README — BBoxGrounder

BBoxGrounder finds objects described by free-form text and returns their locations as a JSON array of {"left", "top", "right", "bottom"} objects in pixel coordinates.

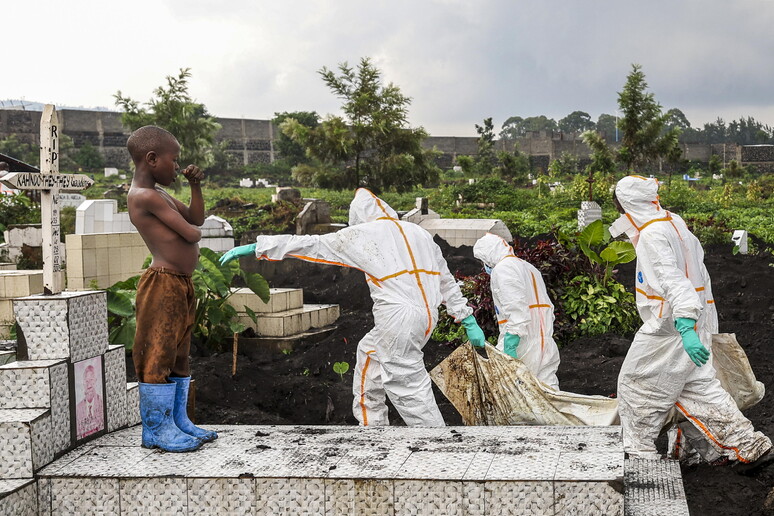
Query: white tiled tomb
[
  {"left": 14, "top": 291, "right": 107, "bottom": 362},
  {"left": 35, "top": 425, "right": 632, "bottom": 515}
]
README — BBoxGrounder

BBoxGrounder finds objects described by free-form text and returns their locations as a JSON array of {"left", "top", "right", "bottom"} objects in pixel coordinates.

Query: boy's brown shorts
[{"left": 132, "top": 267, "right": 196, "bottom": 384}]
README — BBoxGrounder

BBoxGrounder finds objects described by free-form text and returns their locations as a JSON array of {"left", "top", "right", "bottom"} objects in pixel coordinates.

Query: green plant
[
  {"left": 192, "top": 248, "right": 270, "bottom": 350},
  {"left": 106, "top": 276, "right": 139, "bottom": 350},
  {"left": 0, "top": 193, "right": 39, "bottom": 238},
  {"left": 577, "top": 220, "right": 636, "bottom": 285},
  {"left": 431, "top": 305, "right": 468, "bottom": 346},
  {"left": 333, "top": 361, "right": 350, "bottom": 380},
  {"left": 562, "top": 275, "right": 639, "bottom": 337}
]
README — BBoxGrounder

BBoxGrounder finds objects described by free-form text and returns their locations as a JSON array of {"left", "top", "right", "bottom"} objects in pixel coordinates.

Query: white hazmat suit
[
  {"left": 613, "top": 175, "right": 771, "bottom": 462},
  {"left": 472, "top": 233, "right": 561, "bottom": 389},
  {"left": 249, "top": 188, "right": 473, "bottom": 427}
]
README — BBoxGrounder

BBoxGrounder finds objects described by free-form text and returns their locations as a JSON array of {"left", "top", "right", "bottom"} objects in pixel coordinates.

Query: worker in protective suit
[
  {"left": 472, "top": 233, "right": 560, "bottom": 390},
  {"left": 220, "top": 188, "right": 486, "bottom": 427},
  {"left": 612, "top": 175, "right": 772, "bottom": 471}
]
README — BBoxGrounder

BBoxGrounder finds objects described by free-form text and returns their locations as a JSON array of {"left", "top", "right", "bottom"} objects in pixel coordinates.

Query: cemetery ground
[{"left": 122, "top": 238, "right": 774, "bottom": 516}]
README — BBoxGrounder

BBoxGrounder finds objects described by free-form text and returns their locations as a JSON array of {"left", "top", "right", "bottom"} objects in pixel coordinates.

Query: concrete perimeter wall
[{"left": 0, "top": 109, "right": 768, "bottom": 172}]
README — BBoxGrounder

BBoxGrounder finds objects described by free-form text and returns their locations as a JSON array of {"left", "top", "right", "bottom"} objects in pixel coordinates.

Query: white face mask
[{"left": 609, "top": 215, "right": 640, "bottom": 246}]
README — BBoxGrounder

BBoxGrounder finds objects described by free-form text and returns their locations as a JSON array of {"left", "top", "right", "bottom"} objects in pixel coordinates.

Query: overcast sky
[{"left": 5, "top": 0, "right": 774, "bottom": 136}]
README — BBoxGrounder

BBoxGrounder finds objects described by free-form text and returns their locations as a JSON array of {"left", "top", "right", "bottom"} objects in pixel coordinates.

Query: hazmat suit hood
[
  {"left": 610, "top": 176, "right": 664, "bottom": 244},
  {"left": 473, "top": 233, "right": 514, "bottom": 269},
  {"left": 348, "top": 188, "right": 399, "bottom": 226}
]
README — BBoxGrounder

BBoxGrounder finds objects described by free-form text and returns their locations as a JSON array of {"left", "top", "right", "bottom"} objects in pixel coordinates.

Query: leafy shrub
[
  {"left": 682, "top": 213, "right": 734, "bottom": 245},
  {"left": 431, "top": 272, "right": 498, "bottom": 347},
  {"left": 576, "top": 220, "right": 636, "bottom": 285},
  {"left": 562, "top": 275, "right": 638, "bottom": 337},
  {"left": 0, "top": 193, "right": 39, "bottom": 238}
]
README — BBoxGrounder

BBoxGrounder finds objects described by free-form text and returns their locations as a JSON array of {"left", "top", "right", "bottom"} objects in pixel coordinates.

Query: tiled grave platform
[
  {"left": 228, "top": 287, "right": 340, "bottom": 337},
  {"left": 30, "top": 425, "right": 687, "bottom": 515}
]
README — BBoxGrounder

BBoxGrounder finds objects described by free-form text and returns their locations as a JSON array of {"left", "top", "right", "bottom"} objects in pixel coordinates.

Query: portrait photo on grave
[{"left": 72, "top": 356, "right": 106, "bottom": 441}]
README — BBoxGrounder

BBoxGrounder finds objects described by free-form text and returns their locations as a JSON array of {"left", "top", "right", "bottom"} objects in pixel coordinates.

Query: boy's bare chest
[{"left": 155, "top": 187, "right": 180, "bottom": 212}]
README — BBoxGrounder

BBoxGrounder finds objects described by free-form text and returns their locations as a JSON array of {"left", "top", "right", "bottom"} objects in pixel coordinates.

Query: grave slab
[
  {"left": 14, "top": 291, "right": 107, "bottom": 362},
  {"left": 244, "top": 304, "right": 340, "bottom": 337},
  {"left": 32, "top": 425, "right": 689, "bottom": 515},
  {"left": 36, "top": 425, "right": 628, "bottom": 515},
  {"left": 624, "top": 458, "right": 690, "bottom": 516},
  {"left": 104, "top": 345, "right": 128, "bottom": 432},
  {"left": 0, "top": 360, "right": 70, "bottom": 456},
  {"left": 125, "top": 383, "right": 139, "bottom": 427},
  {"left": 0, "top": 408, "right": 53, "bottom": 478},
  {"left": 0, "top": 478, "right": 37, "bottom": 516},
  {"left": 227, "top": 287, "right": 304, "bottom": 313},
  {"left": 578, "top": 200, "right": 603, "bottom": 229}
]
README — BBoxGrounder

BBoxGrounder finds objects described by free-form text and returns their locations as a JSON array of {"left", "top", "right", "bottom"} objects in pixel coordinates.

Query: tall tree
[
  {"left": 0, "top": 135, "right": 40, "bottom": 166},
  {"left": 114, "top": 68, "right": 221, "bottom": 169},
  {"left": 581, "top": 129, "right": 617, "bottom": 200},
  {"left": 283, "top": 57, "right": 439, "bottom": 192},
  {"left": 664, "top": 108, "right": 691, "bottom": 130},
  {"left": 74, "top": 142, "right": 105, "bottom": 173},
  {"left": 272, "top": 111, "right": 319, "bottom": 166},
  {"left": 596, "top": 114, "right": 618, "bottom": 141},
  {"left": 499, "top": 116, "right": 524, "bottom": 139},
  {"left": 474, "top": 117, "right": 496, "bottom": 173},
  {"left": 499, "top": 115, "right": 558, "bottom": 139},
  {"left": 558, "top": 111, "right": 595, "bottom": 134},
  {"left": 726, "top": 116, "right": 772, "bottom": 144},
  {"left": 702, "top": 118, "right": 727, "bottom": 144},
  {"left": 617, "top": 64, "right": 681, "bottom": 171}
]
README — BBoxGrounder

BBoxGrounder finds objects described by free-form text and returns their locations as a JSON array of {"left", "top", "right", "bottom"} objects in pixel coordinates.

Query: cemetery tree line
[{"left": 2, "top": 61, "right": 772, "bottom": 193}]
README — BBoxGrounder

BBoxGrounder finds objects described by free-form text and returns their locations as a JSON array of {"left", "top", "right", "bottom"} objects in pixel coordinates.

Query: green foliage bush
[
  {"left": 561, "top": 275, "right": 639, "bottom": 337},
  {"left": 0, "top": 194, "right": 40, "bottom": 239}
]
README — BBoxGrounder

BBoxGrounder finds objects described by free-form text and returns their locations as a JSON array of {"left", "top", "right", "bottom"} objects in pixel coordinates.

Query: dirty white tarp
[
  {"left": 430, "top": 333, "right": 762, "bottom": 427},
  {"left": 430, "top": 343, "right": 619, "bottom": 426}
]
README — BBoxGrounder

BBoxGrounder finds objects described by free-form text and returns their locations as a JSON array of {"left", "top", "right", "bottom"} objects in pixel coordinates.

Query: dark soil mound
[{"left": 126, "top": 239, "right": 774, "bottom": 516}]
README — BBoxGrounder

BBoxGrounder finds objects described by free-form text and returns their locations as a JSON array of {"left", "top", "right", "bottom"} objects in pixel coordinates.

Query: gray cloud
[{"left": 5, "top": 0, "right": 774, "bottom": 135}]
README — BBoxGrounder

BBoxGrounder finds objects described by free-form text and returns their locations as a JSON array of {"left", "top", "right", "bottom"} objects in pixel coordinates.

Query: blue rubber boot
[
  {"left": 169, "top": 376, "right": 218, "bottom": 442},
  {"left": 139, "top": 382, "right": 203, "bottom": 452}
]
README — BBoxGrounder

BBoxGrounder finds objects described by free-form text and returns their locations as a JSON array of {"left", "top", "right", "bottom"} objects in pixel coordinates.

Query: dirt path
[{"left": 153, "top": 241, "right": 774, "bottom": 516}]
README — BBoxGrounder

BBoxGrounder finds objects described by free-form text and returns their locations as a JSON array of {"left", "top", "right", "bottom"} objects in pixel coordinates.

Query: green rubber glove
[
  {"left": 461, "top": 315, "right": 486, "bottom": 348},
  {"left": 503, "top": 333, "right": 521, "bottom": 358},
  {"left": 219, "top": 244, "right": 257, "bottom": 266},
  {"left": 675, "top": 317, "right": 710, "bottom": 367}
]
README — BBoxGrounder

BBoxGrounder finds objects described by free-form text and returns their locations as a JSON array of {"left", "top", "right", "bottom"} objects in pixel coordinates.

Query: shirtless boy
[{"left": 127, "top": 125, "right": 216, "bottom": 452}]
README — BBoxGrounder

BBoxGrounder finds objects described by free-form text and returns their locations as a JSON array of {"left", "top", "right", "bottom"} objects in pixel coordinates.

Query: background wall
[{"left": 0, "top": 108, "right": 766, "bottom": 172}]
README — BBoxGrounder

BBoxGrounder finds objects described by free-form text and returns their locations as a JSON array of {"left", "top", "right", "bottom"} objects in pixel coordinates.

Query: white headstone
[
  {"left": 58, "top": 193, "right": 87, "bottom": 208},
  {"left": 0, "top": 105, "right": 94, "bottom": 294},
  {"left": 104, "top": 168, "right": 119, "bottom": 177},
  {"left": 731, "top": 230, "right": 748, "bottom": 254},
  {"left": 577, "top": 201, "right": 602, "bottom": 230}
]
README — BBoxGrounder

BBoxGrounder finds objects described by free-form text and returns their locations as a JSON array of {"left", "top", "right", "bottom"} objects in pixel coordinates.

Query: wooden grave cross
[{"left": 0, "top": 105, "right": 94, "bottom": 294}]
